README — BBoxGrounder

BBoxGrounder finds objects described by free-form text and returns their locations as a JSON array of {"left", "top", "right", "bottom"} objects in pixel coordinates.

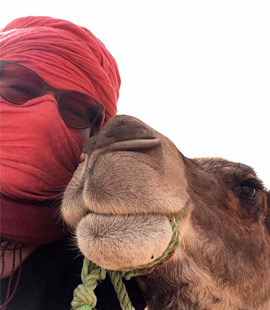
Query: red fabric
[
  {"left": 0, "top": 95, "right": 82, "bottom": 200},
  {"left": 0, "top": 16, "right": 121, "bottom": 245},
  {"left": 1, "top": 195, "right": 69, "bottom": 245},
  {"left": 1, "top": 16, "right": 120, "bottom": 119}
]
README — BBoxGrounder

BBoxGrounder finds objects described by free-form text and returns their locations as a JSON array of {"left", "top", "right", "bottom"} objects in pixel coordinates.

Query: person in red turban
[{"left": 0, "top": 16, "right": 146, "bottom": 310}]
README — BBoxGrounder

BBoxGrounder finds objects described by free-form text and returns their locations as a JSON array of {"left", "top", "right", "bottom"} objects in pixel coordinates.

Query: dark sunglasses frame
[{"left": 0, "top": 60, "right": 105, "bottom": 130}]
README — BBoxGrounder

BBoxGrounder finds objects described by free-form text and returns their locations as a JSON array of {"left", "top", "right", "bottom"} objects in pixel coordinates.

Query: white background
[{"left": 1, "top": 0, "right": 269, "bottom": 188}]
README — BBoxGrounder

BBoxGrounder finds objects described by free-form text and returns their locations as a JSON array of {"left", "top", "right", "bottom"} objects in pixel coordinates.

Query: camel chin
[{"left": 76, "top": 212, "right": 173, "bottom": 271}]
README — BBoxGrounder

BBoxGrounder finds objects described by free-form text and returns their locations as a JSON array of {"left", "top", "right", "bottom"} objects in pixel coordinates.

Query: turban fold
[{"left": 0, "top": 16, "right": 121, "bottom": 245}]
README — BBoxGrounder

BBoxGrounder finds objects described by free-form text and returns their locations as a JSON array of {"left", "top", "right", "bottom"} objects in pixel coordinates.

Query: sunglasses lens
[
  {"left": 59, "top": 91, "right": 102, "bottom": 129},
  {"left": 0, "top": 64, "right": 43, "bottom": 104},
  {"left": 0, "top": 62, "right": 104, "bottom": 130}
]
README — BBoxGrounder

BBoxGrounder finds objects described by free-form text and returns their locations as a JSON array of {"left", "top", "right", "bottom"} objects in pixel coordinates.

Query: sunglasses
[{"left": 0, "top": 60, "right": 105, "bottom": 130}]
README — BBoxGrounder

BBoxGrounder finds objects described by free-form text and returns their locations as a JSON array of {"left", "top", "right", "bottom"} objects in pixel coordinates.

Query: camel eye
[{"left": 241, "top": 183, "right": 257, "bottom": 199}]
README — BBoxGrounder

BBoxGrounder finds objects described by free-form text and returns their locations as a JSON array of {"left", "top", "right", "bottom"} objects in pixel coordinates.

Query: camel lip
[
  {"left": 80, "top": 209, "right": 156, "bottom": 220},
  {"left": 75, "top": 212, "right": 177, "bottom": 271},
  {"left": 78, "top": 209, "right": 176, "bottom": 227}
]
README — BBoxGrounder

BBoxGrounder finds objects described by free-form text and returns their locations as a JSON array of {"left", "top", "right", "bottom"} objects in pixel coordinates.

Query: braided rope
[
  {"left": 108, "top": 271, "right": 135, "bottom": 310},
  {"left": 72, "top": 216, "right": 179, "bottom": 310}
]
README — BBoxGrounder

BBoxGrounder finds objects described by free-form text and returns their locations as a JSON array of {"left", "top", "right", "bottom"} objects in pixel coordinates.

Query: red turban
[{"left": 0, "top": 16, "right": 121, "bottom": 245}]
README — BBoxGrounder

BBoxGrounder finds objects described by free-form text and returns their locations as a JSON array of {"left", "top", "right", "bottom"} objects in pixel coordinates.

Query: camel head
[{"left": 62, "top": 115, "right": 270, "bottom": 310}]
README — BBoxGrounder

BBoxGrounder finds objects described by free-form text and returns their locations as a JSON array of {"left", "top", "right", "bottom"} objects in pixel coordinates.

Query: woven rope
[{"left": 72, "top": 216, "right": 179, "bottom": 310}]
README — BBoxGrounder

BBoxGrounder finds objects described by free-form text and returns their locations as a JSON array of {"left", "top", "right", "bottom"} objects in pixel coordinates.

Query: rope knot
[{"left": 72, "top": 261, "right": 106, "bottom": 309}]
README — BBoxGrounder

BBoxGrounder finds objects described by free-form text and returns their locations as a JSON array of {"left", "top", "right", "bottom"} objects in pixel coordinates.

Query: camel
[{"left": 61, "top": 115, "right": 270, "bottom": 310}]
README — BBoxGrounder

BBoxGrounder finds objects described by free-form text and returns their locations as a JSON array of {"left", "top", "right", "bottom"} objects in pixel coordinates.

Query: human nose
[{"left": 43, "top": 90, "right": 57, "bottom": 101}]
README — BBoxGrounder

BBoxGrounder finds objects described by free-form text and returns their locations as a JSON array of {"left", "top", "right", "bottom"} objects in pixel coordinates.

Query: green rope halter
[{"left": 71, "top": 216, "right": 179, "bottom": 310}]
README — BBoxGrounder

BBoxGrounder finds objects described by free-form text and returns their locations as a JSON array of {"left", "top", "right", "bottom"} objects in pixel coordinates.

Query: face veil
[{"left": 0, "top": 16, "right": 121, "bottom": 245}]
